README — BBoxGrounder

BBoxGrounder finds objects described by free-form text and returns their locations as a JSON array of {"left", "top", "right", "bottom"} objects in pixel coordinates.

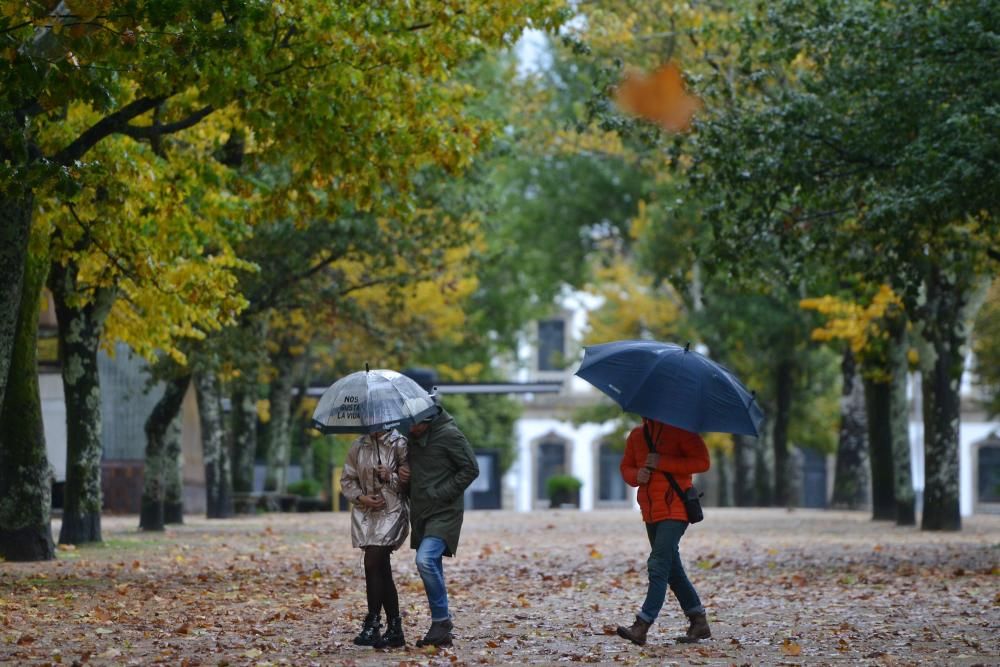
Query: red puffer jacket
[{"left": 620, "top": 419, "right": 710, "bottom": 523}]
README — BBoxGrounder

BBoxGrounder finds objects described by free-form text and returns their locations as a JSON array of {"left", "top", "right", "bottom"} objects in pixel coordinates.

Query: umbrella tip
[{"left": 684, "top": 341, "right": 690, "bottom": 352}]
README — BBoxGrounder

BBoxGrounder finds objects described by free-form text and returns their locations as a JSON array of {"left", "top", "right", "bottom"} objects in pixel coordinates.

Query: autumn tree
[
  {"left": 801, "top": 287, "right": 915, "bottom": 524},
  {"left": 690, "top": 0, "right": 1000, "bottom": 529},
  {"left": 528, "top": 0, "right": 847, "bottom": 508},
  {"left": 1, "top": 1, "right": 566, "bottom": 556}
]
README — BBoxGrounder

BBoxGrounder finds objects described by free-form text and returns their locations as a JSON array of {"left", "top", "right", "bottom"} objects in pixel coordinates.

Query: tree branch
[
  {"left": 250, "top": 248, "right": 346, "bottom": 313},
  {"left": 119, "top": 105, "right": 215, "bottom": 141},
  {"left": 50, "top": 96, "right": 167, "bottom": 165}
]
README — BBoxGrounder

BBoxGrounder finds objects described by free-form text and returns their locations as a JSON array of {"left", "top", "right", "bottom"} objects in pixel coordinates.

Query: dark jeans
[{"left": 638, "top": 520, "right": 704, "bottom": 624}]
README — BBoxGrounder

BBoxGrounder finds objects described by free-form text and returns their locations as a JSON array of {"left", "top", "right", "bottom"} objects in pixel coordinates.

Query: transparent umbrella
[{"left": 311, "top": 366, "right": 437, "bottom": 435}]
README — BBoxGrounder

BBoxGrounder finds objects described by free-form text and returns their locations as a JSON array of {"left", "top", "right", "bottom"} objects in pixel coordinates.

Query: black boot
[
  {"left": 353, "top": 612, "right": 381, "bottom": 646},
  {"left": 415, "top": 618, "right": 453, "bottom": 647},
  {"left": 374, "top": 616, "right": 405, "bottom": 648}
]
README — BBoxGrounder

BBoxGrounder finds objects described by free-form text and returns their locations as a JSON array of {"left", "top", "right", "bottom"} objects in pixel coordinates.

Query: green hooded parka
[{"left": 407, "top": 409, "right": 479, "bottom": 556}]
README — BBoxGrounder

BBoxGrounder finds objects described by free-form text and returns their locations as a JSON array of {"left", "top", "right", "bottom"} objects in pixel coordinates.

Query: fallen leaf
[{"left": 781, "top": 639, "right": 802, "bottom": 656}]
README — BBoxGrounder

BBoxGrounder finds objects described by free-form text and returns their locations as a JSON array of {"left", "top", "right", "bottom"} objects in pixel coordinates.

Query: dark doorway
[
  {"left": 598, "top": 442, "right": 627, "bottom": 502},
  {"left": 977, "top": 444, "right": 1000, "bottom": 504},
  {"left": 465, "top": 450, "right": 502, "bottom": 509},
  {"left": 537, "top": 441, "right": 567, "bottom": 501},
  {"left": 801, "top": 448, "right": 828, "bottom": 508}
]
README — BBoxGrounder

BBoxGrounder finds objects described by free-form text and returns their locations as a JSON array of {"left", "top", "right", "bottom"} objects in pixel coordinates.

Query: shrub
[
  {"left": 287, "top": 478, "right": 322, "bottom": 498},
  {"left": 545, "top": 474, "right": 582, "bottom": 497}
]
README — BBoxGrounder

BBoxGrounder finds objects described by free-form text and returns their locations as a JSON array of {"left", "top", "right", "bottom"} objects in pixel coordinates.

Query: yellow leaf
[{"left": 781, "top": 639, "right": 802, "bottom": 656}]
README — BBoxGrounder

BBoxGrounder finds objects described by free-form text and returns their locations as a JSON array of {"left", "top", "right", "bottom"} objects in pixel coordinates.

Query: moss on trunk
[
  {"left": 0, "top": 241, "right": 55, "bottom": 562},
  {"left": 0, "top": 192, "right": 32, "bottom": 412},
  {"left": 163, "top": 413, "right": 184, "bottom": 525},
  {"left": 141, "top": 375, "right": 189, "bottom": 531},
  {"left": 919, "top": 269, "right": 966, "bottom": 531},
  {"left": 50, "top": 264, "right": 114, "bottom": 546},
  {"left": 197, "top": 369, "right": 232, "bottom": 519},
  {"left": 832, "top": 348, "right": 870, "bottom": 510},
  {"left": 864, "top": 378, "right": 897, "bottom": 521}
]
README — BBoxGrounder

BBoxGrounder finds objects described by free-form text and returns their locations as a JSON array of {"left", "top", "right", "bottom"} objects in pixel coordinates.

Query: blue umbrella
[{"left": 575, "top": 340, "right": 764, "bottom": 436}]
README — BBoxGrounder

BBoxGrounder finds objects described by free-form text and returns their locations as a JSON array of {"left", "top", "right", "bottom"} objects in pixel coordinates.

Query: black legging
[{"left": 363, "top": 546, "right": 399, "bottom": 618}]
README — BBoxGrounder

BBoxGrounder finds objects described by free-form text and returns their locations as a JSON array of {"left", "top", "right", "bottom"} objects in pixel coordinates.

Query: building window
[
  {"left": 536, "top": 441, "right": 567, "bottom": 501},
  {"left": 537, "top": 319, "right": 565, "bottom": 372},
  {"left": 598, "top": 442, "right": 627, "bottom": 502}
]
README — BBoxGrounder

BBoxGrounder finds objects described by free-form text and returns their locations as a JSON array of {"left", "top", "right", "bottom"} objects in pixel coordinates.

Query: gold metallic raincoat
[{"left": 340, "top": 431, "right": 409, "bottom": 549}]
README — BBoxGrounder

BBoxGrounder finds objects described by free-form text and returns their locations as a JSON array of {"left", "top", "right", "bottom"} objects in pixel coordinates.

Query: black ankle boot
[
  {"left": 353, "top": 612, "right": 381, "bottom": 646},
  {"left": 374, "top": 616, "right": 405, "bottom": 648}
]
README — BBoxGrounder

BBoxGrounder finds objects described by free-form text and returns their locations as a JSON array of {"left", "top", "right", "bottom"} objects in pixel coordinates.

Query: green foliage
[
  {"left": 972, "top": 278, "right": 1000, "bottom": 419},
  {"left": 439, "top": 393, "right": 521, "bottom": 474},
  {"left": 787, "top": 347, "right": 841, "bottom": 455},
  {"left": 311, "top": 434, "right": 354, "bottom": 471},
  {"left": 545, "top": 473, "right": 582, "bottom": 496},
  {"left": 415, "top": 45, "right": 647, "bottom": 367},
  {"left": 690, "top": 0, "right": 1000, "bottom": 304},
  {"left": 286, "top": 479, "right": 321, "bottom": 498}
]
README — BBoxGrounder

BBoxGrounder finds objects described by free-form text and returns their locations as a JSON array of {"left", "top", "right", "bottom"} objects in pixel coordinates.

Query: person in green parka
[{"left": 398, "top": 400, "right": 479, "bottom": 648}]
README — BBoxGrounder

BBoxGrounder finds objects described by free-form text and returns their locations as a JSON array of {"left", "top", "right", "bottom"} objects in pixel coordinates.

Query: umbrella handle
[{"left": 372, "top": 431, "right": 383, "bottom": 494}]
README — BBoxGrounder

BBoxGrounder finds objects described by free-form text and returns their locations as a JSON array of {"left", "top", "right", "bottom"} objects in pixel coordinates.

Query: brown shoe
[
  {"left": 415, "top": 618, "right": 453, "bottom": 647},
  {"left": 616, "top": 616, "right": 651, "bottom": 646},
  {"left": 676, "top": 612, "right": 711, "bottom": 643}
]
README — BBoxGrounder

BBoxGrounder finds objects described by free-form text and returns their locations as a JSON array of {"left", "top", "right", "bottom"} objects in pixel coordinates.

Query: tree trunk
[
  {"left": 231, "top": 388, "right": 258, "bottom": 495},
  {"left": 0, "top": 192, "right": 32, "bottom": 412},
  {"left": 231, "top": 317, "right": 267, "bottom": 499},
  {"left": 197, "top": 370, "right": 232, "bottom": 518},
  {"left": 888, "top": 316, "right": 915, "bottom": 525},
  {"left": 772, "top": 360, "right": 794, "bottom": 507},
  {"left": 732, "top": 434, "right": 754, "bottom": 506},
  {"left": 140, "top": 375, "right": 190, "bottom": 531},
  {"left": 264, "top": 351, "right": 297, "bottom": 493},
  {"left": 864, "top": 378, "right": 897, "bottom": 520},
  {"left": 919, "top": 271, "right": 965, "bottom": 531},
  {"left": 831, "top": 348, "right": 870, "bottom": 509},
  {"left": 753, "top": 427, "right": 773, "bottom": 506},
  {"left": 50, "top": 263, "right": 114, "bottom": 546},
  {"left": 715, "top": 447, "right": 731, "bottom": 507},
  {"left": 163, "top": 412, "right": 185, "bottom": 524},
  {"left": 0, "top": 244, "right": 55, "bottom": 562}
]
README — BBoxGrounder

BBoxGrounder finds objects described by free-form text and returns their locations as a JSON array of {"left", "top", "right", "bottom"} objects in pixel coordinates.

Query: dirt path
[{"left": 1, "top": 508, "right": 997, "bottom": 665}]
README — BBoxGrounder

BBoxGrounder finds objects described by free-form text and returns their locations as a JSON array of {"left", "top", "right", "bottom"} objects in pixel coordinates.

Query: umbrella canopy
[
  {"left": 575, "top": 340, "right": 764, "bottom": 436},
  {"left": 312, "top": 368, "right": 438, "bottom": 435}
]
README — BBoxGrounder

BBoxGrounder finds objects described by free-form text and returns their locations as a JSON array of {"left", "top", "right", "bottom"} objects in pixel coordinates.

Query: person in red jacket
[{"left": 616, "top": 417, "right": 711, "bottom": 646}]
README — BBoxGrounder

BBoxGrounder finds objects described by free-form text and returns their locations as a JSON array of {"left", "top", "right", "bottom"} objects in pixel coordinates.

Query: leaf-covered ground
[{"left": 1, "top": 508, "right": 997, "bottom": 666}]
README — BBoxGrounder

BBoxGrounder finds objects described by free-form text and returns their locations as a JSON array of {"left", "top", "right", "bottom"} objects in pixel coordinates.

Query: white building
[
  {"left": 504, "top": 290, "right": 632, "bottom": 512},
  {"left": 505, "top": 289, "right": 1000, "bottom": 516}
]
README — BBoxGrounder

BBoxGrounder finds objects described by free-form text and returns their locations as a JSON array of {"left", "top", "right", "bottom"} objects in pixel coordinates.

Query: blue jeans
[
  {"left": 415, "top": 536, "right": 450, "bottom": 621},
  {"left": 638, "top": 520, "right": 704, "bottom": 623}
]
